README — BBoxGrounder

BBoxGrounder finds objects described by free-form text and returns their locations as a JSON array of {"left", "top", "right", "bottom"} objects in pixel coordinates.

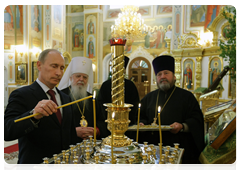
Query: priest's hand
[
  {"left": 76, "top": 127, "right": 94, "bottom": 140},
  {"left": 139, "top": 122, "right": 144, "bottom": 126},
  {"left": 169, "top": 122, "right": 183, "bottom": 134}
]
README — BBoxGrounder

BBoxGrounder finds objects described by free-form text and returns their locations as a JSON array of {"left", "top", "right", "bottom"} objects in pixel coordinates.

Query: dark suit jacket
[{"left": 4, "top": 81, "right": 77, "bottom": 164}]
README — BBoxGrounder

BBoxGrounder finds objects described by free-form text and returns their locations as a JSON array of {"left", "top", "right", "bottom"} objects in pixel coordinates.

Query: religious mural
[
  {"left": 52, "top": 5, "right": 63, "bottom": 41},
  {"left": 4, "top": 5, "right": 24, "bottom": 49},
  {"left": 30, "top": 5, "right": 42, "bottom": 49},
  {"left": 182, "top": 58, "right": 195, "bottom": 90},
  {"left": 72, "top": 22, "right": 84, "bottom": 51},
  {"left": 209, "top": 56, "right": 222, "bottom": 86},
  {"left": 87, "top": 19, "right": 95, "bottom": 34},
  {"left": 190, "top": 5, "right": 225, "bottom": 31},
  {"left": 157, "top": 5, "right": 173, "bottom": 14},
  {"left": 86, "top": 35, "right": 95, "bottom": 58},
  {"left": 103, "top": 17, "right": 172, "bottom": 57},
  {"left": 107, "top": 9, "right": 121, "bottom": 19},
  {"left": 45, "top": 5, "right": 51, "bottom": 49},
  {"left": 137, "top": 7, "right": 150, "bottom": 16},
  {"left": 107, "top": 6, "right": 150, "bottom": 20},
  {"left": 70, "top": 5, "right": 84, "bottom": 13},
  {"left": 85, "top": 13, "right": 97, "bottom": 61}
]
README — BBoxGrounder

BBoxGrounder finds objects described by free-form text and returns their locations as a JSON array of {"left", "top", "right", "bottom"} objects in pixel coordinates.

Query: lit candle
[
  {"left": 111, "top": 25, "right": 114, "bottom": 33},
  {"left": 136, "top": 103, "right": 141, "bottom": 143},
  {"left": 111, "top": 112, "right": 115, "bottom": 164},
  {"left": 157, "top": 106, "right": 162, "bottom": 163},
  {"left": 93, "top": 91, "right": 96, "bottom": 145}
]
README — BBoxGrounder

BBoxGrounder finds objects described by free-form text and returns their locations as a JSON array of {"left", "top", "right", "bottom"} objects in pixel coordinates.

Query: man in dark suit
[{"left": 4, "top": 49, "right": 77, "bottom": 164}]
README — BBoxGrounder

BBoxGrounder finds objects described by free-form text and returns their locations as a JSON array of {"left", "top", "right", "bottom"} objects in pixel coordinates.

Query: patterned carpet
[{"left": 4, "top": 142, "right": 19, "bottom": 164}]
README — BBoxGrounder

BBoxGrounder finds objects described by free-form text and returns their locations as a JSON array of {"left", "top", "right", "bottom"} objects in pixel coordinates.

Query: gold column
[
  {"left": 212, "top": 31, "right": 219, "bottom": 47},
  {"left": 172, "top": 49, "right": 183, "bottom": 87},
  {"left": 165, "top": 38, "right": 171, "bottom": 54},
  {"left": 103, "top": 38, "right": 133, "bottom": 147},
  {"left": 111, "top": 45, "right": 125, "bottom": 106},
  {"left": 195, "top": 57, "right": 203, "bottom": 89}
]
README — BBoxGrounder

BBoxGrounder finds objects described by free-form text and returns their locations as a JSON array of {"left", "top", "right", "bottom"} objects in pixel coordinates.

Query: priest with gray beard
[{"left": 58, "top": 57, "right": 107, "bottom": 142}]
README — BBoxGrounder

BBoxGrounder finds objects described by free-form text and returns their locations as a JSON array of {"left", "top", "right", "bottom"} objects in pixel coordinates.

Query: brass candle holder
[{"left": 102, "top": 38, "right": 133, "bottom": 147}]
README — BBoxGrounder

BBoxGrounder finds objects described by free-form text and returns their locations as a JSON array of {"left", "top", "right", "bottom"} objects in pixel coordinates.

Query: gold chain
[
  {"left": 69, "top": 86, "right": 85, "bottom": 119},
  {"left": 154, "top": 86, "right": 176, "bottom": 119}
]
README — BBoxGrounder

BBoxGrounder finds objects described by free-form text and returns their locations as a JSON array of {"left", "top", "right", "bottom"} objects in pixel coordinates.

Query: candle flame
[
  {"left": 93, "top": 91, "right": 96, "bottom": 99},
  {"left": 138, "top": 103, "right": 141, "bottom": 108},
  {"left": 158, "top": 106, "right": 161, "bottom": 113},
  {"left": 112, "top": 112, "right": 115, "bottom": 119}
]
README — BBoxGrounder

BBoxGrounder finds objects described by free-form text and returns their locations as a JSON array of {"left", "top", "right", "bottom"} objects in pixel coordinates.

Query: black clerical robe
[
  {"left": 61, "top": 87, "right": 108, "bottom": 142},
  {"left": 140, "top": 85, "right": 205, "bottom": 164},
  {"left": 97, "top": 78, "right": 140, "bottom": 138}
]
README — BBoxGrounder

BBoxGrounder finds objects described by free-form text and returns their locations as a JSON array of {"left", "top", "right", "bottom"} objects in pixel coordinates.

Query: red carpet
[{"left": 4, "top": 143, "right": 19, "bottom": 154}]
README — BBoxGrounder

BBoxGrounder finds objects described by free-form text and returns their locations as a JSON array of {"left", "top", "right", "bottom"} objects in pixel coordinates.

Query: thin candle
[
  {"left": 93, "top": 91, "right": 96, "bottom": 145},
  {"left": 136, "top": 103, "right": 141, "bottom": 143},
  {"left": 158, "top": 106, "right": 162, "bottom": 163},
  {"left": 111, "top": 112, "right": 115, "bottom": 164},
  {"left": 14, "top": 95, "right": 93, "bottom": 123}
]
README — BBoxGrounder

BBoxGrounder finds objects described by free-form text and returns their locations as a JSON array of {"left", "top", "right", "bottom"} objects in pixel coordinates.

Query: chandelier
[{"left": 111, "top": 5, "right": 148, "bottom": 39}]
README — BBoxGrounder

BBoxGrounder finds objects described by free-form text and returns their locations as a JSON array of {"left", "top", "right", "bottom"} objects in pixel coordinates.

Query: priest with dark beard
[
  {"left": 58, "top": 57, "right": 107, "bottom": 142},
  {"left": 139, "top": 55, "right": 205, "bottom": 164}
]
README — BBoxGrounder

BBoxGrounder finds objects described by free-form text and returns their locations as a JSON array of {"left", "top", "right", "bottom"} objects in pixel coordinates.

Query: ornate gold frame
[{"left": 15, "top": 63, "right": 28, "bottom": 84}]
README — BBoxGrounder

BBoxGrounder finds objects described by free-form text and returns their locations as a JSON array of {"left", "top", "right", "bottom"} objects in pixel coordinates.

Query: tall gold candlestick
[
  {"left": 157, "top": 106, "right": 162, "bottom": 163},
  {"left": 111, "top": 112, "right": 115, "bottom": 164},
  {"left": 93, "top": 91, "right": 96, "bottom": 145},
  {"left": 136, "top": 103, "right": 141, "bottom": 143}
]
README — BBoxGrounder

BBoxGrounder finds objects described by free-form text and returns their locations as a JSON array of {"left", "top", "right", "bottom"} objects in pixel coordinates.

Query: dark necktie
[{"left": 47, "top": 89, "right": 62, "bottom": 124}]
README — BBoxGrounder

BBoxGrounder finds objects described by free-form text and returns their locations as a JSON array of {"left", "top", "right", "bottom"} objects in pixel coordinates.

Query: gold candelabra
[
  {"left": 111, "top": 5, "right": 148, "bottom": 39},
  {"left": 103, "top": 38, "right": 133, "bottom": 147}
]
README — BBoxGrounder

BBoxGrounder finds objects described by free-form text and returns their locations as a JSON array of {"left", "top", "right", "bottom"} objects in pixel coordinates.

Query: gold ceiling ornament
[{"left": 111, "top": 5, "right": 148, "bottom": 39}]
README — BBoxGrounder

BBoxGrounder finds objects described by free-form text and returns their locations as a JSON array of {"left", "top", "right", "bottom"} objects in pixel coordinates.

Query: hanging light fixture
[{"left": 111, "top": 5, "right": 148, "bottom": 39}]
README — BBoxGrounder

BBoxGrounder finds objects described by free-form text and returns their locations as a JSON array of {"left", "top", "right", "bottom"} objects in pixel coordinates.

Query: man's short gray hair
[{"left": 38, "top": 49, "right": 62, "bottom": 63}]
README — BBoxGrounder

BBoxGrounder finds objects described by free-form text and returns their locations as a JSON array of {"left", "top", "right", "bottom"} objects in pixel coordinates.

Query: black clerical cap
[
  {"left": 152, "top": 55, "right": 175, "bottom": 75},
  {"left": 124, "top": 56, "right": 129, "bottom": 68}
]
